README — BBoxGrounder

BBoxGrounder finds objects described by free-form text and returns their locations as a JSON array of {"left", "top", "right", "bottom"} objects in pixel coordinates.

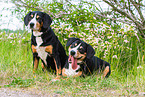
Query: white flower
[
  {"left": 85, "top": 28, "right": 90, "bottom": 30},
  {"left": 0, "top": 32, "right": 3, "bottom": 35},
  {"left": 18, "top": 40, "right": 21, "bottom": 43},
  {"left": 108, "top": 36, "right": 112, "bottom": 39},
  {"left": 137, "top": 66, "right": 142, "bottom": 69},
  {"left": 9, "top": 33, "right": 14, "bottom": 36},
  {"left": 124, "top": 40, "right": 129, "bottom": 43},
  {"left": 112, "top": 55, "right": 118, "bottom": 59},
  {"left": 8, "top": 33, "right": 14, "bottom": 39},
  {"left": 22, "top": 37, "right": 25, "bottom": 39}
]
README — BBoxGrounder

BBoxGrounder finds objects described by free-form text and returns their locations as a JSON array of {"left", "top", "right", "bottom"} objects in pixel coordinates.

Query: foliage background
[{"left": 0, "top": 0, "right": 144, "bottom": 96}]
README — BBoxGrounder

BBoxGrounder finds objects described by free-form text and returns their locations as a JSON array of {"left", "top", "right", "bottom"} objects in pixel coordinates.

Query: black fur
[
  {"left": 24, "top": 11, "right": 67, "bottom": 73},
  {"left": 64, "top": 38, "right": 111, "bottom": 78}
]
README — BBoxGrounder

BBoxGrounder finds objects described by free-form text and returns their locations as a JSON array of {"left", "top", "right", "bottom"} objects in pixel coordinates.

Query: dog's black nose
[
  {"left": 30, "top": 23, "right": 34, "bottom": 28},
  {"left": 70, "top": 50, "right": 76, "bottom": 56}
]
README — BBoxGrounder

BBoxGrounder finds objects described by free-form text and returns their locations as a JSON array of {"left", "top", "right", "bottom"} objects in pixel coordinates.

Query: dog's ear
[
  {"left": 42, "top": 13, "right": 52, "bottom": 28},
  {"left": 86, "top": 44, "right": 95, "bottom": 59},
  {"left": 66, "top": 37, "right": 80, "bottom": 47},
  {"left": 24, "top": 12, "right": 31, "bottom": 26}
]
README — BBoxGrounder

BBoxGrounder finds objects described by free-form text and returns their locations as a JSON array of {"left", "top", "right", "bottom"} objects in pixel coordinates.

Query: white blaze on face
[
  {"left": 28, "top": 13, "right": 39, "bottom": 30},
  {"left": 69, "top": 43, "right": 81, "bottom": 58}
]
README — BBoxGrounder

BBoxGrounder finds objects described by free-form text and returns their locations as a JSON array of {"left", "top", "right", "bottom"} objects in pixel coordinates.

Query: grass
[{"left": 0, "top": 30, "right": 145, "bottom": 96}]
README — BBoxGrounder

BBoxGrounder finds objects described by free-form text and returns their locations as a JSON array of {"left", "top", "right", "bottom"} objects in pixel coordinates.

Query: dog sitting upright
[
  {"left": 62, "top": 38, "right": 111, "bottom": 78},
  {"left": 24, "top": 11, "right": 67, "bottom": 80}
]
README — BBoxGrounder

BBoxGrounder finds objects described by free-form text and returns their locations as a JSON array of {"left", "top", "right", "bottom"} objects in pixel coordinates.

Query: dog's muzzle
[
  {"left": 70, "top": 50, "right": 76, "bottom": 56},
  {"left": 30, "top": 23, "right": 34, "bottom": 28}
]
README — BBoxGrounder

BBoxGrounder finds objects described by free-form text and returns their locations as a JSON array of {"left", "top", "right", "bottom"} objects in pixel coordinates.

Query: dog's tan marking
[
  {"left": 62, "top": 68, "right": 67, "bottom": 77},
  {"left": 68, "top": 46, "right": 71, "bottom": 51},
  {"left": 80, "top": 46, "right": 83, "bottom": 49},
  {"left": 31, "top": 45, "right": 37, "bottom": 53},
  {"left": 33, "top": 57, "right": 39, "bottom": 73},
  {"left": 45, "top": 45, "right": 53, "bottom": 54},
  {"left": 77, "top": 52, "right": 86, "bottom": 61},
  {"left": 40, "top": 22, "right": 43, "bottom": 27},
  {"left": 38, "top": 22, "right": 43, "bottom": 32},
  {"left": 36, "top": 15, "right": 39, "bottom": 19},
  {"left": 36, "top": 22, "right": 41, "bottom": 31},
  {"left": 103, "top": 66, "right": 110, "bottom": 77},
  {"left": 31, "top": 14, "right": 33, "bottom": 18},
  {"left": 53, "top": 58, "right": 62, "bottom": 80}
]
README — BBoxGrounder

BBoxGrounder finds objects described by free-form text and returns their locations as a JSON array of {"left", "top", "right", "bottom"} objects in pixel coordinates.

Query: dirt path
[
  {"left": 0, "top": 88, "right": 145, "bottom": 97},
  {"left": 0, "top": 88, "right": 62, "bottom": 97},
  {"left": 0, "top": 88, "right": 41, "bottom": 97}
]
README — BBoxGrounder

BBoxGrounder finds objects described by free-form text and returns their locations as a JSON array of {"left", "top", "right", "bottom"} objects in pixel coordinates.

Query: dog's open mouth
[{"left": 68, "top": 55, "right": 78, "bottom": 70}]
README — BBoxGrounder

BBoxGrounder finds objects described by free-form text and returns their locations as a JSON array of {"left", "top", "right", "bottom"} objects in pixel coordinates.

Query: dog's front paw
[{"left": 51, "top": 76, "right": 61, "bottom": 82}]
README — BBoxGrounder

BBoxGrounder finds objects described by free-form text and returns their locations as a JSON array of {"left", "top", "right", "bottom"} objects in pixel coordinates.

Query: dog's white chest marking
[
  {"left": 36, "top": 47, "right": 48, "bottom": 65},
  {"left": 35, "top": 36, "right": 49, "bottom": 66},
  {"left": 33, "top": 31, "right": 43, "bottom": 37},
  {"left": 36, "top": 37, "right": 43, "bottom": 47},
  {"left": 64, "top": 63, "right": 80, "bottom": 76}
]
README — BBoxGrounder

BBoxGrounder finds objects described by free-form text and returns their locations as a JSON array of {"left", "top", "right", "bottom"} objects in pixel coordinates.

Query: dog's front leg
[
  {"left": 32, "top": 53, "right": 40, "bottom": 73},
  {"left": 31, "top": 45, "right": 40, "bottom": 73},
  {"left": 53, "top": 54, "right": 62, "bottom": 81}
]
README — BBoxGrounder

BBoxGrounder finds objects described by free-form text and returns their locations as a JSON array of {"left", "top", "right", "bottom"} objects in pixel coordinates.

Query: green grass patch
[{"left": 0, "top": 30, "right": 144, "bottom": 96}]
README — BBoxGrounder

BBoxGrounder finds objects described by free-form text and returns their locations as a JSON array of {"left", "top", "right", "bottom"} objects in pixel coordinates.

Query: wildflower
[
  {"left": 34, "top": 75, "right": 36, "bottom": 78},
  {"left": 105, "top": 41, "right": 109, "bottom": 44},
  {"left": 8, "top": 35, "right": 13, "bottom": 39},
  {"left": 10, "top": 41, "right": 12, "bottom": 43},
  {"left": 9, "top": 33, "right": 14, "bottom": 36},
  {"left": 18, "top": 40, "right": 21, "bottom": 43},
  {"left": 64, "top": 38, "right": 67, "bottom": 41},
  {"left": 22, "top": 37, "right": 25, "bottom": 39},
  {"left": 112, "top": 55, "right": 118, "bottom": 59},
  {"left": 124, "top": 40, "right": 129, "bottom": 43},
  {"left": 94, "top": 38, "right": 99, "bottom": 44},
  {"left": 126, "top": 47, "right": 132, "bottom": 50},
  {"left": 108, "top": 36, "right": 112, "bottom": 39},
  {"left": 0, "top": 32, "right": 3, "bottom": 35},
  {"left": 54, "top": 28, "right": 59, "bottom": 32},
  {"left": 85, "top": 28, "right": 90, "bottom": 30},
  {"left": 137, "top": 66, "right": 142, "bottom": 69}
]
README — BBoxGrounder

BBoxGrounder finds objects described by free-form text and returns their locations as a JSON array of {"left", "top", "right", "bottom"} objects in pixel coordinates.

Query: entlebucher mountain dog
[
  {"left": 24, "top": 11, "right": 67, "bottom": 81},
  {"left": 62, "top": 38, "right": 111, "bottom": 78}
]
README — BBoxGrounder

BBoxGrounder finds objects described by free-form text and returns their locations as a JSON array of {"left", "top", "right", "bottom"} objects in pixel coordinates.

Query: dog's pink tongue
[{"left": 68, "top": 56, "right": 77, "bottom": 70}]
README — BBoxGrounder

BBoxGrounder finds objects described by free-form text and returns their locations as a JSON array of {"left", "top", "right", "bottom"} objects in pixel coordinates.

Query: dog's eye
[
  {"left": 71, "top": 44, "right": 74, "bottom": 48},
  {"left": 79, "top": 47, "right": 85, "bottom": 54}
]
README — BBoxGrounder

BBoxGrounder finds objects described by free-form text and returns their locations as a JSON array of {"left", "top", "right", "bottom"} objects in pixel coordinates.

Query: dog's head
[
  {"left": 24, "top": 11, "right": 52, "bottom": 31},
  {"left": 66, "top": 38, "right": 95, "bottom": 69}
]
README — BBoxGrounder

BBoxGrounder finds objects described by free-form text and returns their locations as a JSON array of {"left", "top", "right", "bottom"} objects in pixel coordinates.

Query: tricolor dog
[
  {"left": 62, "top": 38, "right": 111, "bottom": 78},
  {"left": 24, "top": 11, "right": 67, "bottom": 80}
]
